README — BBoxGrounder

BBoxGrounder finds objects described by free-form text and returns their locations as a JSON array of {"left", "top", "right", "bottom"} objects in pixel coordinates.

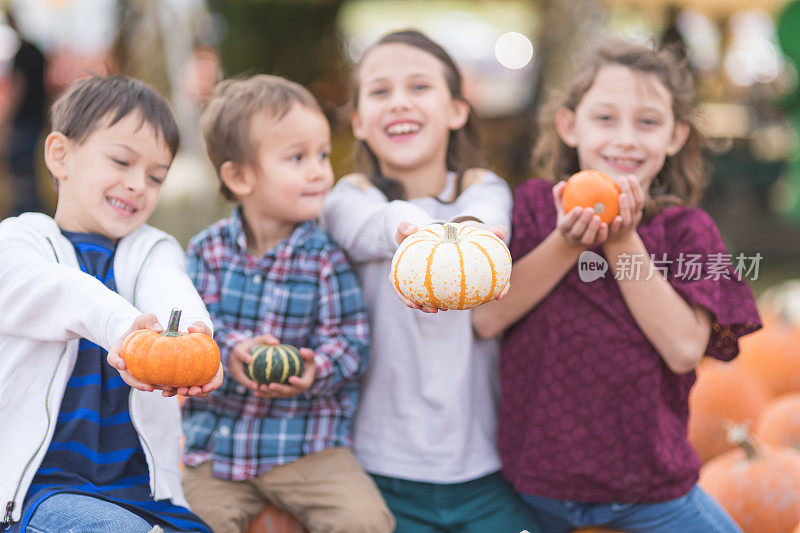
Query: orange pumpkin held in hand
[
  {"left": 121, "top": 308, "right": 220, "bottom": 387},
  {"left": 561, "top": 170, "right": 621, "bottom": 225}
]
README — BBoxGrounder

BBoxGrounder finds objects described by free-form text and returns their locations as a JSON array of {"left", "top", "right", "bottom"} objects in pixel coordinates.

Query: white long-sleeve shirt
[
  {"left": 320, "top": 171, "right": 512, "bottom": 483},
  {"left": 0, "top": 213, "right": 211, "bottom": 524}
]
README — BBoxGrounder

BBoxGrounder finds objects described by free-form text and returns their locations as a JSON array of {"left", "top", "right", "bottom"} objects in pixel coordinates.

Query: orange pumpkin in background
[
  {"left": 390, "top": 222, "right": 511, "bottom": 310},
  {"left": 737, "top": 319, "right": 800, "bottom": 397},
  {"left": 688, "top": 358, "right": 770, "bottom": 463},
  {"left": 121, "top": 308, "right": 220, "bottom": 387},
  {"left": 246, "top": 505, "right": 307, "bottom": 533},
  {"left": 699, "top": 426, "right": 800, "bottom": 533},
  {"left": 756, "top": 393, "right": 800, "bottom": 451},
  {"left": 561, "top": 170, "right": 621, "bottom": 225}
]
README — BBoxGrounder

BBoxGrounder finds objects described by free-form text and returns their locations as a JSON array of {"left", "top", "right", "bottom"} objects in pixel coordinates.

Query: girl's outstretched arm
[
  {"left": 604, "top": 176, "right": 712, "bottom": 374},
  {"left": 473, "top": 181, "right": 608, "bottom": 338},
  {"left": 605, "top": 232, "right": 712, "bottom": 374}
]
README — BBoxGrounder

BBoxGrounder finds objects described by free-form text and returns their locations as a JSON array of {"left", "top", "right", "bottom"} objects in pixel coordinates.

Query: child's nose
[
  {"left": 124, "top": 172, "right": 147, "bottom": 192},
  {"left": 388, "top": 89, "right": 411, "bottom": 111},
  {"left": 615, "top": 120, "right": 638, "bottom": 147}
]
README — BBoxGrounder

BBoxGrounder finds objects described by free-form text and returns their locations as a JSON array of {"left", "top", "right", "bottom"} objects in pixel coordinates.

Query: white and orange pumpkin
[{"left": 390, "top": 222, "right": 511, "bottom": 310}]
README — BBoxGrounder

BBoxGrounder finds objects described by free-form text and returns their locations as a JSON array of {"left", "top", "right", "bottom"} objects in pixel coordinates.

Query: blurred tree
[{"left": 210, "top": 0, "right": 348, "bottom": 110}]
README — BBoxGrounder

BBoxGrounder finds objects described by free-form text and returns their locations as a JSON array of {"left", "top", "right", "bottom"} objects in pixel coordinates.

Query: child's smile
[
  {"left": 384, "top": 119, "right": 422, "bottom": 142},
  {"left": 557, "top": 64, "right": 688, "bottom": 191}
]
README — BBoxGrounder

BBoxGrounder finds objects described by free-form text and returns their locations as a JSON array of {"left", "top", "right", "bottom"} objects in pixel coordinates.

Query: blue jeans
[
  {"left": 9, "top": 493, "right": 186, "bottom": 533},
  {"left": 521, "top": 485, "right": 741, "bottom": 533}
]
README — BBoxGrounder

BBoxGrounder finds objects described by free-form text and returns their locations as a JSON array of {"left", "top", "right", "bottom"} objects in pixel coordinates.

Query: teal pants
[{"left": 371, "top": 471, "right": 539, "bottom": 533}]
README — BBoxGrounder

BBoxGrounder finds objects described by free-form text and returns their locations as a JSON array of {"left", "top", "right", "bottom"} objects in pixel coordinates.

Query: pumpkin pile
[
  {"left": 390, "top": 222, "right": 511, "bottom": 310},
  {"left": 689, "top": 286, "right": 800, "bottom": 533},
  {"left": 121, "top": 308, "right": 220, "bottom": 387}
]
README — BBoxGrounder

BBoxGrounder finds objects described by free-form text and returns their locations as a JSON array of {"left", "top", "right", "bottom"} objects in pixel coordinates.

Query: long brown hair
[
  {"left": 349, "top": 29, "right": 484, "bottom": 202},
  {"left": 533, "top": 39, "right": 706, "bottom": 217}
]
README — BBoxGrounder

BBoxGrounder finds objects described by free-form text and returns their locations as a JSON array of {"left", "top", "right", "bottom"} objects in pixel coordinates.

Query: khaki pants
[{"left": 182, "top": 447, "right": 395, "bottom": 533}]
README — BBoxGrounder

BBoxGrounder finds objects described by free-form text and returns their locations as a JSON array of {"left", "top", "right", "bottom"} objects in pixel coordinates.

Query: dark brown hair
[
  {"left": 202, "top": 74, "right": 321, "bottom": 201},
  {"left": 349, "top": 29, "right": 483, "bottom": 202},
  {"left": 532, "top": 39, "right": 705, "bottom": 217},
  {"left": 50, "top": 74, "right": 179, "bottom": 157}
]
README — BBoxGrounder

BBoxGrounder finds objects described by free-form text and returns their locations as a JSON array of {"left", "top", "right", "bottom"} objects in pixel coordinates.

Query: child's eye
[
  {"left": 289, "top": 153, "right": 303, "bottom": 162},
  {"left": 112, "top": 158, "right": 129, "bottom": 167},
  {"left": 148, "top": 175, "right": 165, "bottom": 185},
  {"left": 640, "top": 118, "right": 661, "bottom": 127},
  {"left": 369, "top": 88, "right": 388, "bottom": 97},
  {"left": 411, "top": 83, "right": 430, "bottom": 92},
  {"left": 319, "top": 151, "right": 330, "bottom": 161},
  {"left": 594, "top": 114, "right": 613, "bottom": 123}
]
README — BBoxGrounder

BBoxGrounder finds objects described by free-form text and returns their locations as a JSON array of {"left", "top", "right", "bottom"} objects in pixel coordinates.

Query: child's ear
[
  {"left": 555, "top": 107, "right": 578, "bottom": 147},
  {"left": 351, "top": 111, "right": 366, "bottom": 141},
  {"left": 667, "top": 120, "right": 691, "bottom": 156},
  {"left": 43, "top": 132, "right": 70, "bottom": 183},
  {"left": 447, "top": 98, "right": 470, "bottom": 130},
  {"left": 220, "top": 161, "right": 254, "bottom": 197}
]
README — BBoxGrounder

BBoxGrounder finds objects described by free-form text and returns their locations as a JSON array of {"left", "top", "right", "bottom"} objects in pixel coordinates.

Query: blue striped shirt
[{"left": 20, "top": 231, "right": 209, "bottom": 532}]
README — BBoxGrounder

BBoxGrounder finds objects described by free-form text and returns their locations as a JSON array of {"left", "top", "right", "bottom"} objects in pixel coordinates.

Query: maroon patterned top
[{"left": 499, "top": 178, "right": 761, "bottom": 503}]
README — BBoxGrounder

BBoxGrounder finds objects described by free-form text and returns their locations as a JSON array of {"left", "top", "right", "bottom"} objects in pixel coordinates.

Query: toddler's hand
[
  {"left": 258, "top": 348, "right": 317, "bottom": 399},
  {"left": 107, "top": 314, "right": 163, "bottom": 393},
  {"left": 606, "top": 174, "right": 645, "bottom": 244},
  {"left": 553, "top": 181, "right": 608, "bottom": 247},
  {"left": 229, "top": 334, "right": 281, "bottom": 398}
]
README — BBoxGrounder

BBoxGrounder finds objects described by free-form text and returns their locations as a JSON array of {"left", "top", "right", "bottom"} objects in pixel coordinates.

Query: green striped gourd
[{"left": 246, "top": 344, "right": 304, "bottom": 385}]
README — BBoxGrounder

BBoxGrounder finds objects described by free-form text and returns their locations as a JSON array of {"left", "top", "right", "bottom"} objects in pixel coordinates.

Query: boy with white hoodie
[{"left": 0, "top": 75, "right": 222, "bottom": 532}]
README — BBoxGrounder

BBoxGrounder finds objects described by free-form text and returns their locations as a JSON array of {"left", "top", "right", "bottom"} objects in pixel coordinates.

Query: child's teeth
[
  {"left": 387, "top": 123, "right": 420, "bottom": 135},
  {"left": 109, "top": 198, "right": 133, "bottom": 212}
]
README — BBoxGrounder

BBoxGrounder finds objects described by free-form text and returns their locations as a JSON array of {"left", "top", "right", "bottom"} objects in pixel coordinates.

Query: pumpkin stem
[
  {"left": 726, "top": 422, "right": 761, "bottom": 460},
  {"left": 444, "top": 223, "right": 459, "bottom": 243},
  {"left": 163, "top": 308, "right": 182, "bottom": 337}
]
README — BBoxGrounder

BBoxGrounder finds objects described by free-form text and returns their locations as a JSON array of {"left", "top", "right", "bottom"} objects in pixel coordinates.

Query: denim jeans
[
  {"left": 521, "top": 485, "right": 741, "bottom": 533},
  {"left": 9, "top": 493, "right": 186, "bottom": 533}
]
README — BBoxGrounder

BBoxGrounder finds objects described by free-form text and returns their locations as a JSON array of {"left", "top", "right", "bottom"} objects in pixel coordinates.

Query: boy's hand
[
  {"left": 257, "top": 348, "right": 317, "bottom": 399},
  {"left": 229, "top": 334, "right": 281, "bottom": 398},
  {"left": 606, "top": 174, "right": 645, "bottom": 244},
  {"left": 107, "top": 314, "right": 163, "bottom": 393},
  {"left": 160, "top": 321, "right": 223, "bottom": 399},
  {"left": 553, "top": 181, "right": 609, "bottom": 247}
]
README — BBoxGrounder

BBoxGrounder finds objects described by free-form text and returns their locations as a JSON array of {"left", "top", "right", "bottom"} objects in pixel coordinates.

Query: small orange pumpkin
[
  {"left": 699, "top": 425, "right": 800, "bottom": 533},
  {"left": 561, "top": 170, "right": 621, "bottom": 225},
  {"left": 246, "top": 505, "right": 308, "bottom": 533},
  {"left": 121, "top": 308, "right": 220, "bottom": 387},
  {"left": 756, "top": 393, "right": 800, "bottom": 451},
  {"left": 390, "top": 222, "right": 511, "bottom": 310},
  {"left": 688, "top": 358, "right": 770, "bottom": 463}
]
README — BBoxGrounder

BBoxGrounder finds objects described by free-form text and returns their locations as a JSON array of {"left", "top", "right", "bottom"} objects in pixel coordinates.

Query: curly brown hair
[{"left": 533, "top": 39, "right": 706, "bottom": 218}]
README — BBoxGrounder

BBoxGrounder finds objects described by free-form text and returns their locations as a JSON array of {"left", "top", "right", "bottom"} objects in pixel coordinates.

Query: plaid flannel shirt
[{"left": 181, "top": 208, "right": 369, "bottom": 480}]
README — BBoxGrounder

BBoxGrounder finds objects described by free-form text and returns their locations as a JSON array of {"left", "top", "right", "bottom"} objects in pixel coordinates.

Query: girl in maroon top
[{"left": 472, "top": 40, "right": 761, "bottom": 532}]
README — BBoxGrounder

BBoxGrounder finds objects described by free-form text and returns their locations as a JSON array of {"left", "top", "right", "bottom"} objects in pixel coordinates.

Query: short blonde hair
[{"left": 202, "top": 74, "right": 321, "bottom": 201}]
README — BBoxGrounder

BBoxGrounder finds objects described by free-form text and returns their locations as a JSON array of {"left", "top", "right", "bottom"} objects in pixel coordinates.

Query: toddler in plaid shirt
[{"left": 180, "top": 74, "right": 394, "bottom": 533}]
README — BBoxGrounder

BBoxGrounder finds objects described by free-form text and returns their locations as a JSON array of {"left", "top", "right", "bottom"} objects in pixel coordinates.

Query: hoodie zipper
[
  {"left": 128, "top": 390, "right": 158, "bottom": 498},
  {"left": 4, "top": 345, "right": 67, "bottom": 525}
]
